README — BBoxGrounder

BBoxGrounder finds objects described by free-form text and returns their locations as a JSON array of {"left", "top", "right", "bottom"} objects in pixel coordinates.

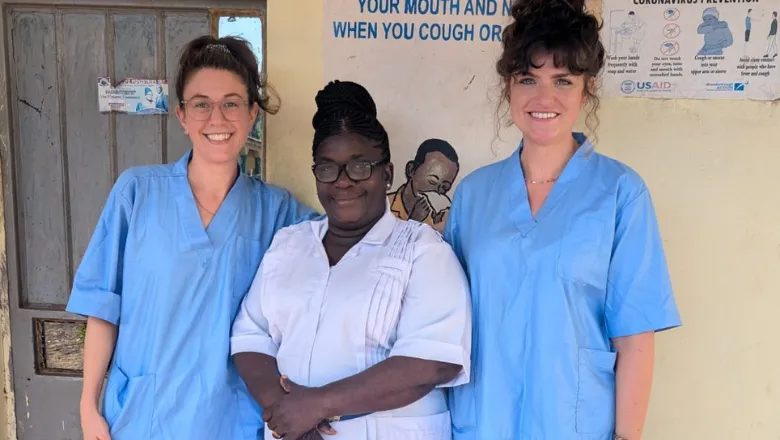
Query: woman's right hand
[{"left": 81, "top": 406, "right": 111, "bottom": 440}]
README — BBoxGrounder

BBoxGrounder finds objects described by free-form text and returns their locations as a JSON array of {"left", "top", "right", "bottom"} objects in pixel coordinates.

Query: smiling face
[
  {"left": 508, "top": 52, "right": 586, "bottom": 147},
  {"left": 314, "top": 132, "right": 393, "bottom": 229},
  {"left": 175, "top": 67, "right": 259, "bottom": 166}
]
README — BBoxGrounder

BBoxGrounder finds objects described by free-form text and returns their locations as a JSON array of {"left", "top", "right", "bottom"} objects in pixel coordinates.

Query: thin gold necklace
[
  {"left": 525, "top": 177, "right": 558, "bottom": 184},
  {"left": 193, "top": 195, "right": 216, "bottom": 217}
]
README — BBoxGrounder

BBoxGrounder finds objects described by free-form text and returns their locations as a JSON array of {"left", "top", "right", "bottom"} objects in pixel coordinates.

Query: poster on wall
[
  {"left": 601, "top": 1, "right": 780, "bottom": 100},
  {"left": 97, "top": 77, "right": 169, "bottom": 114},
  {"left": 323, "top": 0, "right": 520, "bottom": 232}
]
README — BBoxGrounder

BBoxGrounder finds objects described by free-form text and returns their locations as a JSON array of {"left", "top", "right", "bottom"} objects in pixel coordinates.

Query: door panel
[
  {"left": 62, "top": 12, "right": 113, "bottom": 274},
  {"left": 165, "top": 14, "right": 210, "bottom": 162},
  {"left": 114, "top": 13, "right": 164, "bottom": 168},
  {"left": 3, "top": 5, "right": 216, "bottom": 439},
  {"left": 11, "top": 11, "right": 71, "bottom": 309}
]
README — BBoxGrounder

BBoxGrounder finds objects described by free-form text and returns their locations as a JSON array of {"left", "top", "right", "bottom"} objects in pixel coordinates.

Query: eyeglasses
[
  {"left": 180, "top": 97, "right": 250, "bottom": 121},
  {"left": 312, "top": 159, "right": 388, "bottom": 183}
]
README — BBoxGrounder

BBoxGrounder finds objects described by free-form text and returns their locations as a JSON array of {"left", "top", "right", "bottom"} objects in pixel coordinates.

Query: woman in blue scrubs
[
  {"left": 445, "top": 1, "right": 682, "bottom": 439},
  {"left": 67, "top": 36, "right": 315, "bottom": 440}
]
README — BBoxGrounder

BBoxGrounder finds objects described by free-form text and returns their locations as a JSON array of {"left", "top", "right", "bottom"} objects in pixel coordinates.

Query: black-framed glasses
[
  {"left": 180, "top": 97, "right": 250, "bottom": 121},
  {"left": 312, "top": 159, "right": 388, "bottom": 183}
]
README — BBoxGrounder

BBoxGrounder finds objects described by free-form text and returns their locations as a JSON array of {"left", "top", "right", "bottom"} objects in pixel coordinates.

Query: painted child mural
[{"left": 387, "top": 138, "right": 459, "bottom": 232}]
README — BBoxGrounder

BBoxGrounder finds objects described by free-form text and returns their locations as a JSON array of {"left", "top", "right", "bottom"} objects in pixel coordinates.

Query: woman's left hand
[{"left": 264, "top": 376, "right": 336, "bottom": 439}]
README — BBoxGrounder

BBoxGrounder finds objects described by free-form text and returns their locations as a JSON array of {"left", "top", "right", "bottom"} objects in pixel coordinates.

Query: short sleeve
[
  {"left": 606, "top": 188, "right": 682, "bottom": 338},
  {"left": 389, "top": 237, "right": 472, "bottom": 388},
  {"left": 65, "top": 176, "right": 133, "bottom": 326},
  {"left": 231, "top": 261, "right": 278, "bottom": 357}
]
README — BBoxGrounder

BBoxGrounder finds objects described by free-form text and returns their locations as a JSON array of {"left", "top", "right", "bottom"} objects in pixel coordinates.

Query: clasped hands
[{"left": 264, "top": 375, "right": 337, "bottom": 440}]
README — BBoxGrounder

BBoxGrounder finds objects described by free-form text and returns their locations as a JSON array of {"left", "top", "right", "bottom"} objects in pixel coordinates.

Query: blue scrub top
[
  {"left": 444, "top": 134, "right": 681, "bottom": 440},
  {"left": 66, "top": 151, "right": 317, "bottom": 440}
]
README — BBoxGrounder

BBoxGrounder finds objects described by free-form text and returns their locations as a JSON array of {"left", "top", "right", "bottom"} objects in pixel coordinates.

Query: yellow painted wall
[
  {"left": 265, "top": 4, "right": 324, "bottom": 210},
  {"left": 267, "top": 0, "right": 780, "bottom": 439}
]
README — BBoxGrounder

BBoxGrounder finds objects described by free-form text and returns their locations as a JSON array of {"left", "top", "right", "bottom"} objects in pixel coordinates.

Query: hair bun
[
  {"left": 511, "top": 0, "right": 587, "bottom": 23},
  {"left": 310, "top": 80, "right": 390, "bottom": 160},
  {"left": 313, "top": 80, "right": 378, "bottom": 129}
]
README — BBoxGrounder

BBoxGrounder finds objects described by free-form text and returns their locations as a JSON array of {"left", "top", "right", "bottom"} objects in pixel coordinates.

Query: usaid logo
[
  {"left": 636, "top": 81, "right": 674, "bottom": 92},
  {"left": 620, "top": 80, "right": 636, "bottom": 94}
]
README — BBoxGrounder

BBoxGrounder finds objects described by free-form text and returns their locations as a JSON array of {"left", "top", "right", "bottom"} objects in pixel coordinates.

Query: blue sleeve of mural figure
[
  {"left": 65, "top": 172, "right": 134, "bottom": 326},
  {"left": 606, "top": 188, "right": 682, "bottom": 338}
]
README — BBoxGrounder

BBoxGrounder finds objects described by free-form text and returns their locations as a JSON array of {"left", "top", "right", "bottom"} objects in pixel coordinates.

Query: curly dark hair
[
  {"left": 175, "top": 35, "right": 279, "bottom": 115},
  {"left": 496, "top": 0, "right": 605, "bottom": 136}
]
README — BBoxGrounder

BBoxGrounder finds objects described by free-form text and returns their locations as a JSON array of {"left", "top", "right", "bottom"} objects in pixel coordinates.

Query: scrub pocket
[
  {"left": 373, "top": 411, "right": 452, "bottom": 440},
  {"left": 575, "top": 348, "right": 617, "bottom": 435},
  {"left": 233, "top": 236, "right": 263, "bottom": 299},
  {"left": 557, "top": 217, "right": 609, "bottom": 289},
  {"left": 104, "top": 367, "right": 155, "bottom": 439}
]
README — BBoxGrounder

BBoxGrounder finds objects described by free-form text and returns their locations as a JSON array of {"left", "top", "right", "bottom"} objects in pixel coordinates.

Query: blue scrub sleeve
[
  {"left": 275, "top": 189, "right": 319, "bottom": 229},
  {"left": 606, "top": 188, "right": 681, "bottom": 338},
  {"left": 442, "top": 185, "right": 465, "bottom": 267},
  {"left": 65, "top": 175, "right": 134, "bottom": 326}
]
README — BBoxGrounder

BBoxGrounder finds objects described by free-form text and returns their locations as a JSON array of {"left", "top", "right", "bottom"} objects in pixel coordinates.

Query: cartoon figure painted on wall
[{"left": 387, "top": 138, "right": 459, "bottom": 233}]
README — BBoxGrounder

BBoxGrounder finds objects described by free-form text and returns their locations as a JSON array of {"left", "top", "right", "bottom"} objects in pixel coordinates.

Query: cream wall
[
  {"left": 265, "top": 4, "right": 324, "bottom": 210},
  {"left": 267, "top": 0, "right": 780, "bottom": 439}
]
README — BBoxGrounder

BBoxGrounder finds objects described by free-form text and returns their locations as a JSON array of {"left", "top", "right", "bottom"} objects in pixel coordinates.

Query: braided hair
[{"left": 312, "top": 80, "right": 390, "bottom": 162}]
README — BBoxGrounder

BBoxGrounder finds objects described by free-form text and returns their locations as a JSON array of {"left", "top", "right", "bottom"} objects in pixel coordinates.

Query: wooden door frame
[{"left": 0, "top": 1, "right": 266, "bottom": 438}]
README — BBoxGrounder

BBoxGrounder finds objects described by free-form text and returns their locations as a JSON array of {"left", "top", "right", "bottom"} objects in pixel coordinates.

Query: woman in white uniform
[{"left": 230, "top": 80, "right": 472, "bottom": 440}]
